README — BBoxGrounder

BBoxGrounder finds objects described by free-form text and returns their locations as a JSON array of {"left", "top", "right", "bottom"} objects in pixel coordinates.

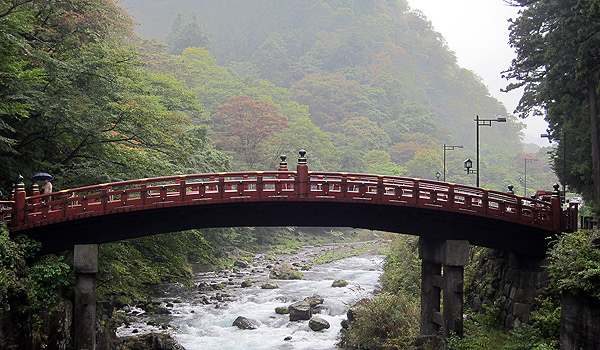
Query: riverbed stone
[
  {"left": 270, "top": 265, "right": 303, "bottom": 280},
  {"left": 305, "top": 294, "right": 324, "bottom": 307},
  {"left": 332, "top": 279, "right": 348, "bottom": 287},
  {"left": 241, "top": 279, "right": 253, "bottom": 288},
  {"left": 309, "top": 317, "right": 330, "bottom": 331},
  {"left": 275, "top": 307, "right": 289, "bottom": 314},
  {"left": 232, "top": 316, "right": 260, "bottom": 330},
  {"left": 261, "top": 282, "right": 279, "bottom": 289},
  {"left": 289, "top": 301, "right": 312, "bottom": 321}
]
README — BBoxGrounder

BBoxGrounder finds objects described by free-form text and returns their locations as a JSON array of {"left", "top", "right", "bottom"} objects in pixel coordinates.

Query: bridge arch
[{"left": 3, "top": 151, "right": 575, "bottom": 255}]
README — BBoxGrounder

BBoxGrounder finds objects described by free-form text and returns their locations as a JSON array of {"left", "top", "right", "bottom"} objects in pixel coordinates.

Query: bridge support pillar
[
  {"left": 73, "top": 244, "right": 98, "bottom": 350},
  {"left": 419, "top": 238, "right": 469, "bottom": 338}
]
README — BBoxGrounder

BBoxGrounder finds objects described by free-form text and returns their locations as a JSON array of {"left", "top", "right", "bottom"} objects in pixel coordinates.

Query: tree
[
  {"left": 212, "top": 96, "right": 289, "bottom": 169},
  {"left": 405, "top": 149, "right": 442, "bottom": 180},
  {"left": 504, "top": 0, "right": 600, "bottom": 210},
  {"left": 166, "top": 12, "right": 210, "bottom": 55}
]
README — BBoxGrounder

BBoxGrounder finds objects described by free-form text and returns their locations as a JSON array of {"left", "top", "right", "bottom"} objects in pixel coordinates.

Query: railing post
[
  {"left": 296, "top": 149, "right": 309, "bottom": 197},
  {"left": 278, "top": 154, "right": 290, "bottom": 190},
  {"left": 551, "top": 183, "right": 561, "bottom": 230},
  {"left": 12, "top": 175, "right": 26, "bottom": 226},
  {"left": 30, "top": 183, "right": 40, "bottom": 205}
]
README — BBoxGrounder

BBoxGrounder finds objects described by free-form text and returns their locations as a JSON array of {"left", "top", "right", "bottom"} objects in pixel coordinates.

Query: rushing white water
[{"left": 117, "top": 248, "right": 384, "bottom": 350}]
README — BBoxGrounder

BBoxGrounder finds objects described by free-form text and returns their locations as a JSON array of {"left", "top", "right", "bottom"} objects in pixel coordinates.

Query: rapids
[{"left": 117, "top": 243, "right": 385, "bottom": 349}]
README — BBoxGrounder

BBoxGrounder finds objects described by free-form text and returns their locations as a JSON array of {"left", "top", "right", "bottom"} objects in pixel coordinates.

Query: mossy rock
[
  {"left": 275, "top": 307, "right": 289, "bottom": 314},
  {"left": 269, "top": 264, "right": 303, "bottom": 280}
]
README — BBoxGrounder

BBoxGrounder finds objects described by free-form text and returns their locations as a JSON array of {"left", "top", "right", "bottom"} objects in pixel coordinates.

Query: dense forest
[{"left": 2, "top": 0, "right": 599, "bottom": 348}]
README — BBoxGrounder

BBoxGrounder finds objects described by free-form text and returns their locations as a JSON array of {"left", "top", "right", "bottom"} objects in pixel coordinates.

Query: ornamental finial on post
[
  {"left": 507, "top": 184, "right": 514, "bottom": 194},
  {"left": 552, "top": 183, "right": 560, "bottom": 197},
  {"left": 279, "top": 154, "right": 288, "bottom": 170},
  {"left": 298, "top": 149, "right": 307, "bottom": 165}
]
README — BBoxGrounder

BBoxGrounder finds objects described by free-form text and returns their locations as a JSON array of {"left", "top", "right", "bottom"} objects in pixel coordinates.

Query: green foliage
[
  {"left": 337, "top": 291, "right": 420, "bottom": 349},
  {"left": 446, "top": 306, "right": 509, "bottom": 350},
  {"left": 547, "top": 229, "right": 600, "bottom": 299},
  {"left": 97, "top": 230, "right": 218, "bottom": 304},
  {"left": 405, "top": 149, "right": 443, "bottom": 180},
  {"left": 0, "top": 223, "right": 72, "bottom": 345},
  {"left": 379, "top": 235, "right": 420, "bottom": 295},
  {"left": 337, "top": 235, "right": 420, "bottom": 349}
]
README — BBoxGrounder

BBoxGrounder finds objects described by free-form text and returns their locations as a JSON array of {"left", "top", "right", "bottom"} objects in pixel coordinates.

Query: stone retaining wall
[{"left": 465, "top": 248, "right": 549, "bottom": 329}]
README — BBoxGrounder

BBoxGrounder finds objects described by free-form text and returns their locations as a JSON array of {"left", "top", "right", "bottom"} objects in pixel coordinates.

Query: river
[{"left": 117, "top": 243, "right": 385, "bottom": 349}]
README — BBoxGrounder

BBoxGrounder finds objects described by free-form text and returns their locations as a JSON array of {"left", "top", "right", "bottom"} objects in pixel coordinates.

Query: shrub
[
  {"left": 547, "top": 229, "right": 600, "bottom": 299},
  {"left": 337, "top": 291, "right": 420, "bottom": 349}
]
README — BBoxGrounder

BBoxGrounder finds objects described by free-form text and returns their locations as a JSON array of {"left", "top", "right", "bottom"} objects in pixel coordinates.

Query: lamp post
[
  {"left": 469, "top": 115, "right": 506, "bottom": 187},
  {"left": 464, "top": 158, "right": 476, "bottom": 180},
  {"left": 443, "top": 144, "right": 463, "bottom": 182},
  {"left": 541, "top": 132, "right": 566, "bottom": 200},
  {"left": 436, "top": 171, "right": 442, "bottom": 181},
  {"left": 524, "top": 158, "right": 539, "bottom": 197}
]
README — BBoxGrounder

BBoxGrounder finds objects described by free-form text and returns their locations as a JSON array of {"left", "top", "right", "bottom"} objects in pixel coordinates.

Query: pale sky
[{"left": 411, "top": 0, "right": 548, "bottom": 146}]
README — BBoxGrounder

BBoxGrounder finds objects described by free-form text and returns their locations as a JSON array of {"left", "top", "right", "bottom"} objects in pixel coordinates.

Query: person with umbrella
[{"left": 32, "top": 172, "right": 53, "bottom": 194}]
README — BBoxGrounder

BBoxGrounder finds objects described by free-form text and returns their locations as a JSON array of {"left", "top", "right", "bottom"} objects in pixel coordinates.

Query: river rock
[
  {"left": 269, "top": 265, "right": 303, "bottom": 280},
  {"left": 309, "top": 317, "right": 330, "bottom": 331},
  {"left": 261, "top": 282, "right": 279, "bottom": 289},
  {"left": 304, "top": 294, "right": 324, "bottom": 307},
  {"left": 234, "top": 260, "right": 250, "bottom": 268},
  {"left": 332, "top": 279, "right": 348, "bottom": 287},
  {"left": 275, "top": 307, "right": 289, "bottom": 314},
  {"left": 241, "top": 279, "right": 253, "bottom": 288},
  {"left": 120, "top": 333, "right": 186, "bottom": 350},
  {"left": 232, "top": 316, "right": 260, "bottom": 330},
  {"left": 289, "top": 301, "right": 312, "bottom": 321}
]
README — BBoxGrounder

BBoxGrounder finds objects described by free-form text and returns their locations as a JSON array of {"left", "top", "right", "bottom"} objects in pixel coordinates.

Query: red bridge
[{"left": 1, "top": 151, "right": 577, "bottom": 256}]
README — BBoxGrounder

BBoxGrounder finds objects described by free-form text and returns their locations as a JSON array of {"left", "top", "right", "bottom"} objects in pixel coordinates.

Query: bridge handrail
[{"left": 3, "top": 159, "right": 573, "bottom": 233}]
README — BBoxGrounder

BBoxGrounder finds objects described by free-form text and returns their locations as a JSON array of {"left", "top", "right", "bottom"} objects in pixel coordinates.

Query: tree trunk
[{"left": 587, "top": 80, "right": 600, "bottom": 209}]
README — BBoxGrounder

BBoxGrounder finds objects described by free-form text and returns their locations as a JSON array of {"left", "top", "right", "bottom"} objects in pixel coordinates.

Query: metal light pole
[
  {"left": 524, "top": 158, "right": 539, "bottom": 197},
  {"left": 469, "top": 115, "right": 506, "bottom": 187},
  {"left": 443, "top": 144, "right": 463, "bottom": 182}
]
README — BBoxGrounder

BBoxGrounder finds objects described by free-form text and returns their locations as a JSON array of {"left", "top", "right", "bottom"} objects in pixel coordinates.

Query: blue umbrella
[{"left": 32, "top": 172, "right": 54, "bottom": 181}]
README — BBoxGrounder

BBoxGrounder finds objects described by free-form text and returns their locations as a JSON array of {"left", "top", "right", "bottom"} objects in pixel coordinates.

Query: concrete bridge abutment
[
  {"left": 74, "top": 244, "right": 98, "bottom": 350},
  {"left": 419, "top": 238, "right": 469, "bottom": 338}
]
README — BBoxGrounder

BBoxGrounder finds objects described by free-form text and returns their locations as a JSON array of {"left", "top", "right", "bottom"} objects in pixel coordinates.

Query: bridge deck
[{"left": 1, "top": 157, "right": 577, "bottom": 255}]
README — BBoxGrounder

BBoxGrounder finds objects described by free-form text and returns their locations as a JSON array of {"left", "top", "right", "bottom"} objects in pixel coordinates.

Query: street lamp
[
  {"left": 541, "top": 132, "right": 566, "bottom": 200},
  {"left": 436, "top": 171, "right": 442, "bottom": 181},
  {"left": 443, "top": 144, "right": 463, "bottom": 181},
  {"left": 472, "top": 115, "right": 506, "bottom": 187},
  {"left": 524, "top": 158, "right": 539, "bottom": 197},
  {"left": 464, "top": 158, "right": 477, "bottom": 176}
]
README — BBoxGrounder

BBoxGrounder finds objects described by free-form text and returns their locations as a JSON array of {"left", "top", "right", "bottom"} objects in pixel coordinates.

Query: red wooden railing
[{"left": 0, "top": 153, "right": 577, "bottom": 233}]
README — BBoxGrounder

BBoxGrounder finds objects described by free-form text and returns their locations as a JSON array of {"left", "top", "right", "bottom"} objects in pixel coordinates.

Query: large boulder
[
  {"left": 232, "top": 316, "right": 260, "bottom": 330},
  {"left": 309, "top": 317, "right": 330, "bottom": 331},
  {"left": 289, "top": 301, "right": 312, "bottom": 321}
]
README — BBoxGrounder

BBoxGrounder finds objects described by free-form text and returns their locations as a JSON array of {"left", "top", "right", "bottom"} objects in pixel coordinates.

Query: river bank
[{"left": 116, "top": 239, "right": 389, "bottom": 349}]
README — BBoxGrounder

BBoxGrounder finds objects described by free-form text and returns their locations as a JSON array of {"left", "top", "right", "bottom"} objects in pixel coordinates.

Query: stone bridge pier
[
  {"left": 419, "top": 238, "right": 470, "bottom": 338},
  {"left": 74, "top": 244, "right": 98, "bottom": 350}
]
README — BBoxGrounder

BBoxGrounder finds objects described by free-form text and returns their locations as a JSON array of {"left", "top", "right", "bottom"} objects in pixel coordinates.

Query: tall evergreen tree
[{"left": 504, "top": 0, "right": 600, "bottom": 209}]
